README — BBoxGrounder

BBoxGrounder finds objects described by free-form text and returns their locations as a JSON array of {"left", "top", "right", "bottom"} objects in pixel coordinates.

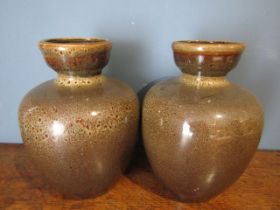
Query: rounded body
[
  {"left": 18, "top": 38, "right": 139, "bottom": 197},
  {"left": 143, "top": 75, "right": 263, "bottom": 201},
  {"left": 143, "top": 41, "right": 264, "bottom": 202},
  {"left": 19, "top": 76, "right": 138, "bottom": 196}
]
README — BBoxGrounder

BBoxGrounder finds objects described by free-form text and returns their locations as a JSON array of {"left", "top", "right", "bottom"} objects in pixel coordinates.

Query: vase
[
  {"left": 18, "top": 38, "right": 139, "bottom": 197},
  {"left": 142, "top": 40, "right": 263, "bottom": 202}
]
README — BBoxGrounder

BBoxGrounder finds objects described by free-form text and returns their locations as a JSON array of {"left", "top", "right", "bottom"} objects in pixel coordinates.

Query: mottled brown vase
[
  {"left": 143, "top": 41, "right": 264, "bottom": 202},
  {"left": 18, "top": 38, "right": 139, "bottom": 197}
]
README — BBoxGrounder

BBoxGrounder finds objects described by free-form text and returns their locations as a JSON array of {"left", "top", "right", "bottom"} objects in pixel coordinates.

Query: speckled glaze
[
  {"left": 18, "top": 38, "right": 139, "bottom": 197},
  {"left": 143, "top": 41, "right": 264, "bottom": 202}
]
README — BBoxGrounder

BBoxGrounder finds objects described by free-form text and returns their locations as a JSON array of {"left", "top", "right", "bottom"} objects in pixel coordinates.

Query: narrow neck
[
  {"left": 55, "top": 73, "right": 106, "bottom": 86},
  {"left": 179, "top": 73, "right": 230, "bottom": 87},
  {"left": 57, "top": 69, "right": 103, "bottom": 77}
]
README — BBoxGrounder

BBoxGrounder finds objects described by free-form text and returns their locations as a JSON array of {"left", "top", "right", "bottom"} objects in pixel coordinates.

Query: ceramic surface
[{"left": 143, "top": 40, "right": 264, "bottom": 202}]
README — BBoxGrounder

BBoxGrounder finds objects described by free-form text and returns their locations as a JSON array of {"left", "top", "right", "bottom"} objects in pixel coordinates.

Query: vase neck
[
  {"left": 179, "top": 73, "right": 230, "bottom": 87},
  {"left": 39, "top": 38, "right": 111, "bottom": 76},
  {"left": 55, "top": 74, "right": 106, "bottom": 86},
  {"left": 172, "top": 40, "right": 245, "bottom": 77}
]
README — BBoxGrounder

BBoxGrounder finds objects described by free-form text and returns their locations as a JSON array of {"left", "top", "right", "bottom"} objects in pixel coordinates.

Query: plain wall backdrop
[{"left": 0, "top": 0, "right": 279, "bottom": 149}]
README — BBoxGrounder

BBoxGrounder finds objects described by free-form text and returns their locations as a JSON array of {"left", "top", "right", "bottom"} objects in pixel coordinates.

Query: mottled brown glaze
[
  {"left": 18, "top": 38, "right": 139, "bottom": 197},
  {"left": 39, "top": 38, "right": 111, "bottom": 76},
  {"left": 143, "top": 40, "right": 264, "bottom": 202},
  {"left": 173, "top": 40, "right": 245, "bottom": 76}
]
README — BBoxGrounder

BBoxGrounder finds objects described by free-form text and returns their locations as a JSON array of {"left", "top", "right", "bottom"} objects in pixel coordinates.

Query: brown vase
[
  {"left": 143, "top": 40, "right": 264, "bottom": 202},
  {"left": 18, "top": 38, "right": 139, "bottom": 197}
]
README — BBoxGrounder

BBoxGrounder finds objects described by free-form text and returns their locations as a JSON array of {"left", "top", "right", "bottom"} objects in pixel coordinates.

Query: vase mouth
[
  {"left": 39, "top": 37, "right": 111, "bottom": 46},
  {"left": 172, "top": 40, "right": 245, "bottom": 54},
  {"left": 39, "top": 37, "right": 112, "bottom": 76}
]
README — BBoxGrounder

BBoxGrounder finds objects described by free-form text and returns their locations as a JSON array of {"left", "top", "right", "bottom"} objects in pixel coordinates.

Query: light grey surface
[{"left": 0, "top": 0, "right": 279, "bottom": 149}]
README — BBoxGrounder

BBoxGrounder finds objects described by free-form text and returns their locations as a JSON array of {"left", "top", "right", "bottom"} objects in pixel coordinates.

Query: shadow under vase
[{"left": 124, "top": 144, "right": 183, "bottom": 202}]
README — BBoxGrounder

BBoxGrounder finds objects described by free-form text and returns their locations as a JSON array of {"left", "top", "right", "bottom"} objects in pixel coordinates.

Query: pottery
[
  {"left": 18, "top": 38, "right": 139, "bottom": 197},
  {"left": 143, "top": 40, "right": 264, "bottom": 202}
]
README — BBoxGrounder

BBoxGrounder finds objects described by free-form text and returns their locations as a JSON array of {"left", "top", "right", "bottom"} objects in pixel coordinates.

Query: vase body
[
  {"left": 143, "top": 41, "right": 263, "bottom": 202},
  {"left": 18, "top": 38, "right": 139, "bottom": 197}
]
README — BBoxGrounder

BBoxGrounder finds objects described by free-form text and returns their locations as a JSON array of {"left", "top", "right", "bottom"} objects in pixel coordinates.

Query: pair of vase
[{"left": 18, "top": 38, "right": 263, "bottom": 202}]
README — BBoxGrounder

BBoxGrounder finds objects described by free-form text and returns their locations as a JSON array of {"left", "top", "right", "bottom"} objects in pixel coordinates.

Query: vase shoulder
[
  {"left": 147, "top": 76, "right": 261, "bottom": 107},
  {"left": 21, "top": 76, "right": 136, "bottom": 104},
  {"left": 19, "top": 75, "right": 139, "bottom": 144}
]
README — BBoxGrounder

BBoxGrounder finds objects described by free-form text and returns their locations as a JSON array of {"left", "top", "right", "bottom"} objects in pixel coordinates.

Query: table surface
[{"left": 0, "top": 144, "right": 279, "bottom": 210}]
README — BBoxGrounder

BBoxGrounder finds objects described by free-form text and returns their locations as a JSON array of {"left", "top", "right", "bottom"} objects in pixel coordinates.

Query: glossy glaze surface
[
  {"left": 18, "top": 38, "right": 139, "bottom": 197},
  {"left": 143, "top": 41, "right": 263, "bottom": 202}
]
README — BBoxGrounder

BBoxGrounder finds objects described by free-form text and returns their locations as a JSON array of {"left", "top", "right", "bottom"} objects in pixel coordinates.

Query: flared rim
[
  {"left": 39, "top": 37, "right": 112, "bottom": 48},
  {"left": 172, "top": 40, "right": 245, "bottom": 54}
]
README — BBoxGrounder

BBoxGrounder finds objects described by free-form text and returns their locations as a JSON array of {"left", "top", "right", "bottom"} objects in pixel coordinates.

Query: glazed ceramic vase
[
  {"left": 143, "top": 41, "right": 264, "bottom": 202},
  {"left": 18, "top": 38, "right": 139, "bottom": 197}
]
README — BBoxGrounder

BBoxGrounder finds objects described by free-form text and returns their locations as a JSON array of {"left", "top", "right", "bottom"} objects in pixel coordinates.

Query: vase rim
[
  {"left": 172, "top": 40, "right": 245, "bottom": 54},
  {"left": 39, "top": 37, "right": 111, "bottom": 48}
]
